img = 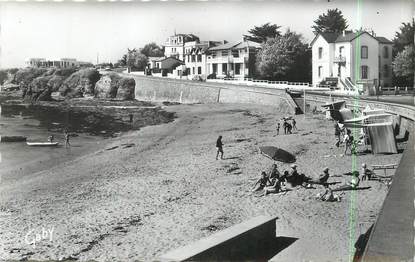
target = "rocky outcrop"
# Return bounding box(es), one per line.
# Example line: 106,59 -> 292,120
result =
95,73 -> 135,100
4,68 -> 134,101
116,77 -> 135,100
59,69 -> 101,98
94,73 -> 122,99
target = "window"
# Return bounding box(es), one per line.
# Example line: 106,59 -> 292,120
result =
361,65 -> 368,79
383,46 -> 389,59
222,63 -> 227,74
192,67 -> 195,74
187,56 -> 190,62
221,50 -> 228,57
212,64 -> 217,74
191,55 -> 195,62
198,67 -> 201,74
361,46 -> 368,59
235,63 -> 241,75
232,50 -> 239,58
339,46 -> 344,56
197,54 -> 202,62
318,47 -> 323,59
318,66 -> 323,77
383,65 -> 389,77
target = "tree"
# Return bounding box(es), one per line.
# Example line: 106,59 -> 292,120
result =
126,48 -> 148,71
140,42 -> 164,57
312,8 -> 348,34
392,18 -> 414,87
118,54 -> 128,66
393,45 -> 414,87
393,19 -> 414,56
244,23 -> 281,43
256,29 -> 311,82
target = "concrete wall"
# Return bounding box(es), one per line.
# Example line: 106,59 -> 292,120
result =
128,74 -> 296,114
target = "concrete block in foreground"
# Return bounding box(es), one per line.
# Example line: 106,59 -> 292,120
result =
159,215 -> 278,261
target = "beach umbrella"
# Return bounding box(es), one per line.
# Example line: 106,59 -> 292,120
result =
259,146 -> 296,163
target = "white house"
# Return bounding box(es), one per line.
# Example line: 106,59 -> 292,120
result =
206,40 -> 261,79
311,30 -> 393,92
163,33 -> 199,61
183,40 -> 224,77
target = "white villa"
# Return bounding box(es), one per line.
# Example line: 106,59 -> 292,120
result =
183,40 -> 224,77
163,33 -> 200,61
311,30 -> 393,92
206,40 -> 261,79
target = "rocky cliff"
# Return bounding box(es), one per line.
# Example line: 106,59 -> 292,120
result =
2,68 -> 135,101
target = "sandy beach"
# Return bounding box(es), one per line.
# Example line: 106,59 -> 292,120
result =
0,102 -> 403,261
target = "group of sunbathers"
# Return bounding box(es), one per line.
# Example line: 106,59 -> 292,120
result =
252,162 -> 376,200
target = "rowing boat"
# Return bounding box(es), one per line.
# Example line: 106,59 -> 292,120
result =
26,142 -> 59,147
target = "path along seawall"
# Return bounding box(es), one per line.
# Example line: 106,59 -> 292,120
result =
128,74 -> 414,261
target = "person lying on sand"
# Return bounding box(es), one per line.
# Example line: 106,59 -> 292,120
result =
303,167 -> 331,188
252,172 -> 270,192
333,171 -> 361,191
361,163 -> 375,181
283,164 -> 309,187
316,187 -> 341,202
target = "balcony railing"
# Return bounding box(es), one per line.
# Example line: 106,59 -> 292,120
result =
333,56 -> 346,63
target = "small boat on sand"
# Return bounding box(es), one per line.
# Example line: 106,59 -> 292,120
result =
26,142 -> 59,147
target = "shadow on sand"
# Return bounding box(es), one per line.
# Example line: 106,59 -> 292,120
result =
226,236 -> 299,261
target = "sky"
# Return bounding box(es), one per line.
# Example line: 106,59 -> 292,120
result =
0,0 -> 413,68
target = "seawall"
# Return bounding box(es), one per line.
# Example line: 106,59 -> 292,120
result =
126,74 -> 297,115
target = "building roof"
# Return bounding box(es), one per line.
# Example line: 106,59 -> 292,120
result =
208,42 -> 239,51
310,32 -> 340,46
234,40 -> 262,49
376,36 -> 393,44
311,31 -> 391,46
148,56 -> 165,62
160,57 -> 184,69
208,40 -> 261,51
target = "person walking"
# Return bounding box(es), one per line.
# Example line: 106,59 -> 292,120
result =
216,135 -> 224,160
283,119 -> 288,134
276,122 -> 280,135
64,130 -> 71,148
292,118 -> 297,131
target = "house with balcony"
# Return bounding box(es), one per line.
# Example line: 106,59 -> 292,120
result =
311,30 -> 393,93
206,40 -> 261,79
163,33 -> 199,61
183,40 -> 224,78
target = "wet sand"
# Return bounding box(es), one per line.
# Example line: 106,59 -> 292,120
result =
0,103 -> 403,261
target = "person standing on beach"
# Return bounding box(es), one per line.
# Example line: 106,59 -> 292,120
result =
216,135 -> 224,160
276,122 -> 280,135
292,118 -> 297,131
334,121 -> 341,147
64,130 -> 71,148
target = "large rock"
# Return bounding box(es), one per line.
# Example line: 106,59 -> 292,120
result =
94,73 -> 122,99
60,69 -> 100,98
116,77 -> 135,100
27,75 -> 54,101
94,73 -> 135,100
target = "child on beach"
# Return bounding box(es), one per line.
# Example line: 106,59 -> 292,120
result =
252,172 -> 270,192
216,135 -> 224,160
64,130 -> 71,148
